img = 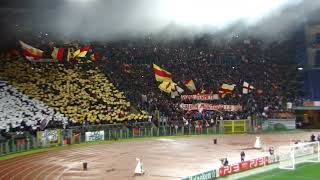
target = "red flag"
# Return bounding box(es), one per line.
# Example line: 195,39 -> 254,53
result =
51,47 -> 65,61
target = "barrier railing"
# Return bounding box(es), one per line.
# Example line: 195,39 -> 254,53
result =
222,120 -> 247,134
182,169 -> 217,180
0,126 -> 219,156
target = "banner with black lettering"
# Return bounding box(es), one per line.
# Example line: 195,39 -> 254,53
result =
85,131 -> 105,142
37,129 -> 61,146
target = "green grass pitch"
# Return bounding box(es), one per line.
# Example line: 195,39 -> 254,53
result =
241,163 -> 320,180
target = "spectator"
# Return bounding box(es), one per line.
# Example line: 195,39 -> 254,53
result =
311,134 -> 316,142
269,147 -> 274,155
240,151 -> 245,162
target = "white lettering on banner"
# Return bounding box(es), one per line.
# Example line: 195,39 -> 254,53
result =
221,166 -> 231,175
231,164 -> 240,172
181,94 -> 220,101
85,131 -> 105,142
219,156 -> 268,176
180,103 -> 242,112
257,158 -> 264,166
249,159 -> 257,168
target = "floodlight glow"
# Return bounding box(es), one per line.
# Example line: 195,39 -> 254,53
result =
158,0 -> 302,28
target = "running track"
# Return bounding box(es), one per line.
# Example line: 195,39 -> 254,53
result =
0,132 -> 314,180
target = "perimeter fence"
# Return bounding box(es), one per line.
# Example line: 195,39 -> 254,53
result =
0,125 -> 220,156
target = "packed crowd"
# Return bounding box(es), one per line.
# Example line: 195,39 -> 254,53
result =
0,81 -> 68,136
0,58 -> 148,136
98,37 -> 300,123
0,35 -> 301,135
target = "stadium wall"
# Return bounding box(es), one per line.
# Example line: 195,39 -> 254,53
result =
0,120 -> 252,156
0,126 -> 221,156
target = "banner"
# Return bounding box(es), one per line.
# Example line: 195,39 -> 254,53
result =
267,155 -> 279,164
182,169 -> 216,180
181,94 -> 219,101
37,129 -> 61,146
303,101 -> 320,106
219,156 -> 268,177
180,103 -> 242,112
85,131 -> 105,142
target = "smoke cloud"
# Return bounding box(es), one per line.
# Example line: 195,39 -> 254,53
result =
4,0 -> 320,41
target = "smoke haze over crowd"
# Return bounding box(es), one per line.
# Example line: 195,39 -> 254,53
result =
1,0 -> 320,41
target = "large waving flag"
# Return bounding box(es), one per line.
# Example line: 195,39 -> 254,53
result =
219,83 -> 236,94
51,47 -> 64,61
19,41 -> 43,61
159,81 -> 184,98
184,79 -> 197,92
73,45 -> 90,58
243,81 -> 255,94
159,81 -> 174,93
153,64 -> 172,82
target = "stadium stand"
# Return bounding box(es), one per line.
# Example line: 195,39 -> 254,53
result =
0,36 -> 302,135
0,58 -> 148,131
0,80 -> 68,132
97,37 -> 300,123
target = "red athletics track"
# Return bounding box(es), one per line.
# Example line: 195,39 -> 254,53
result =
0,131 -> 315,180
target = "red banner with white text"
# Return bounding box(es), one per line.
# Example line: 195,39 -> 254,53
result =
181,94 -> 220,101
219,156 -> 269,177
180,103 -> 242,112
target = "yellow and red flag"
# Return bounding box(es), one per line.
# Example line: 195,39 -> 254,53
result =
73,45 -> 90,58
51,47 -> 64,61
219,83 -> 236,94
153,64 -> 172,82
19,41 -> 43,61
184,79 -> 196,92
90,52 -> 100,61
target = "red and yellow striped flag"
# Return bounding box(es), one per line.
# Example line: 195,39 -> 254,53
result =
219,83 -> 236,94
51,47 -> 64,61
153,64 -> 172,82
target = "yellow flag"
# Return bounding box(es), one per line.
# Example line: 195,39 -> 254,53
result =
67,48 -> 72,61
158,81 -> 176,93
73,45 -> 90,58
